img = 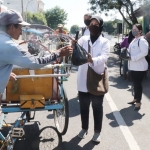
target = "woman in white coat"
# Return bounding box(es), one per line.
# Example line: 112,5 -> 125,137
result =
127,24 -> 148,110
74,16 -> 110,143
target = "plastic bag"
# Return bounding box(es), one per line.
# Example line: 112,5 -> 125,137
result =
71,42 -> 89,66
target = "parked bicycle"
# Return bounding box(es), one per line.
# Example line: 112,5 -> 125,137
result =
113,42 -> 121,55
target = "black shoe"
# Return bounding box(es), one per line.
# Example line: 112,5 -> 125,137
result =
134,106 -> 141,111
127,100 -> 136,105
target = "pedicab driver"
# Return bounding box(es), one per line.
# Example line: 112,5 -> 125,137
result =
0,9 -> 73,101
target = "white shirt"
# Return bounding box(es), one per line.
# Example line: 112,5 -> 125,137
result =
128,36 -> 148,71
77,35 -> 110,92
83,27 -> 90,36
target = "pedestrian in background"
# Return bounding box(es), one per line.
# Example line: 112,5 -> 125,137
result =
55,24 -> 67,34
120,31 -> 134,80
81,13 -> 92,36
127,24 -> 148,111
73,16 -> 110,143
144,32 -> 150,67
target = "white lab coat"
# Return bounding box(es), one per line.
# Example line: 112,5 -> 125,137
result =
77,35 -> 110,92
128,36 -> 148,71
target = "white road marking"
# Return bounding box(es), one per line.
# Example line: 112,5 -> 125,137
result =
105,93 -> 140,150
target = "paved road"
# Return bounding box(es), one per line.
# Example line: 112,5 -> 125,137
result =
2,36 -> 150,150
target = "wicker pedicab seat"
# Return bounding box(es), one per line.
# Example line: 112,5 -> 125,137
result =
6,67 -> 53,109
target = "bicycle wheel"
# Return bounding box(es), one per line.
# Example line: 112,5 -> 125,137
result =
39,127 -> 60,150
53,87 -> 69,135
120,58 -> 123,76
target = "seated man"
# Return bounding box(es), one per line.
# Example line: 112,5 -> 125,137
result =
0,9 -> 73,99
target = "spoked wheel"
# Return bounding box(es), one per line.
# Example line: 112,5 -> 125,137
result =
53,87 -> 69,135
39,127 -> 60,150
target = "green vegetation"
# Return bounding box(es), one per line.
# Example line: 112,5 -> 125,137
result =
25,12 -> 47,25
45,6 -> 68,29
70,25 -> 80,34
88,0 -> 140,29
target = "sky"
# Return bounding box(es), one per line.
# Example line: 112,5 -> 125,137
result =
42,0 -> 122,29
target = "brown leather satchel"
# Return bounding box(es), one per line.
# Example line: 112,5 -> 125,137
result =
87,41 -> 109,95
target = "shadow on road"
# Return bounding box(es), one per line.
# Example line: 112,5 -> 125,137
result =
106,105 -> 145,127
68,97 -> 80,118
46,96 -> 80,119
53,135 -> 99,150
14,124 -> 61,150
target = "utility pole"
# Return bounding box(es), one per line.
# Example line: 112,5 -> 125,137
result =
21,0 -> 24,19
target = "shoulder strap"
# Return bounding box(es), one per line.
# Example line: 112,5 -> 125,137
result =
82,27 -> 86,36
88,40 -> 90,53
138,39 -> 140,47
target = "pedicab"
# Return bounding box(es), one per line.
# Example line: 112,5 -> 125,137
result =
0,24 -> 73,150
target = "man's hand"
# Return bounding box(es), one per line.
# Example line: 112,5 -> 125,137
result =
57,46 -> 73,57
9,72 -> 17,81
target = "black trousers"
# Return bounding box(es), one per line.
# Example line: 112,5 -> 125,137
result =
131,71 -> 146,103
78,91 -> 104,133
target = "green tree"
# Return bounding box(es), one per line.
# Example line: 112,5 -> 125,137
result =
63,27 -> 69,33
25,12 -> 47,25
70,25 -> 80,34
88,0 -> 142,29
45,6 -> 68,29
104,21 -> 115,34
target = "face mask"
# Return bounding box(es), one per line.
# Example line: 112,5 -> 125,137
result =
132,30 -> 139,37
84,20 -> 91,26
89,25 -> 101,36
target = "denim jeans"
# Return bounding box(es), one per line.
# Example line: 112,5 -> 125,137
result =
78,91 -> 104,133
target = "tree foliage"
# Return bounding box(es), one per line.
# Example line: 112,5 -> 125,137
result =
70,25 -> 80,34
26,12 -> 47,25
45,6 -> 68,30
88,0 -> 142,29
104,21 -> 116,34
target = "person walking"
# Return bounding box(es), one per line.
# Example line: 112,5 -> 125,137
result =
73,16 -> 110,142
0,9 -> 73,99
127,24 -> 148,110
120,31 -> 134,80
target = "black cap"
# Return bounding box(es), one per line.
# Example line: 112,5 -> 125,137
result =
90,16 -> 103,27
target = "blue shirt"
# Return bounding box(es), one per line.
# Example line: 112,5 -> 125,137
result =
0,31 -> 59,93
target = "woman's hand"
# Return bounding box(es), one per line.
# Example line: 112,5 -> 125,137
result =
88,53 -> 93,63
71,40 -> 77,49
9,72 -> 17,81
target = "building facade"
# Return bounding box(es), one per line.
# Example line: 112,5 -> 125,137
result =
0,0 -> 7,12
2,0 -> 44,18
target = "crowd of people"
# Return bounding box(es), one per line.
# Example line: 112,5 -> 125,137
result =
0,9 -> 150,145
